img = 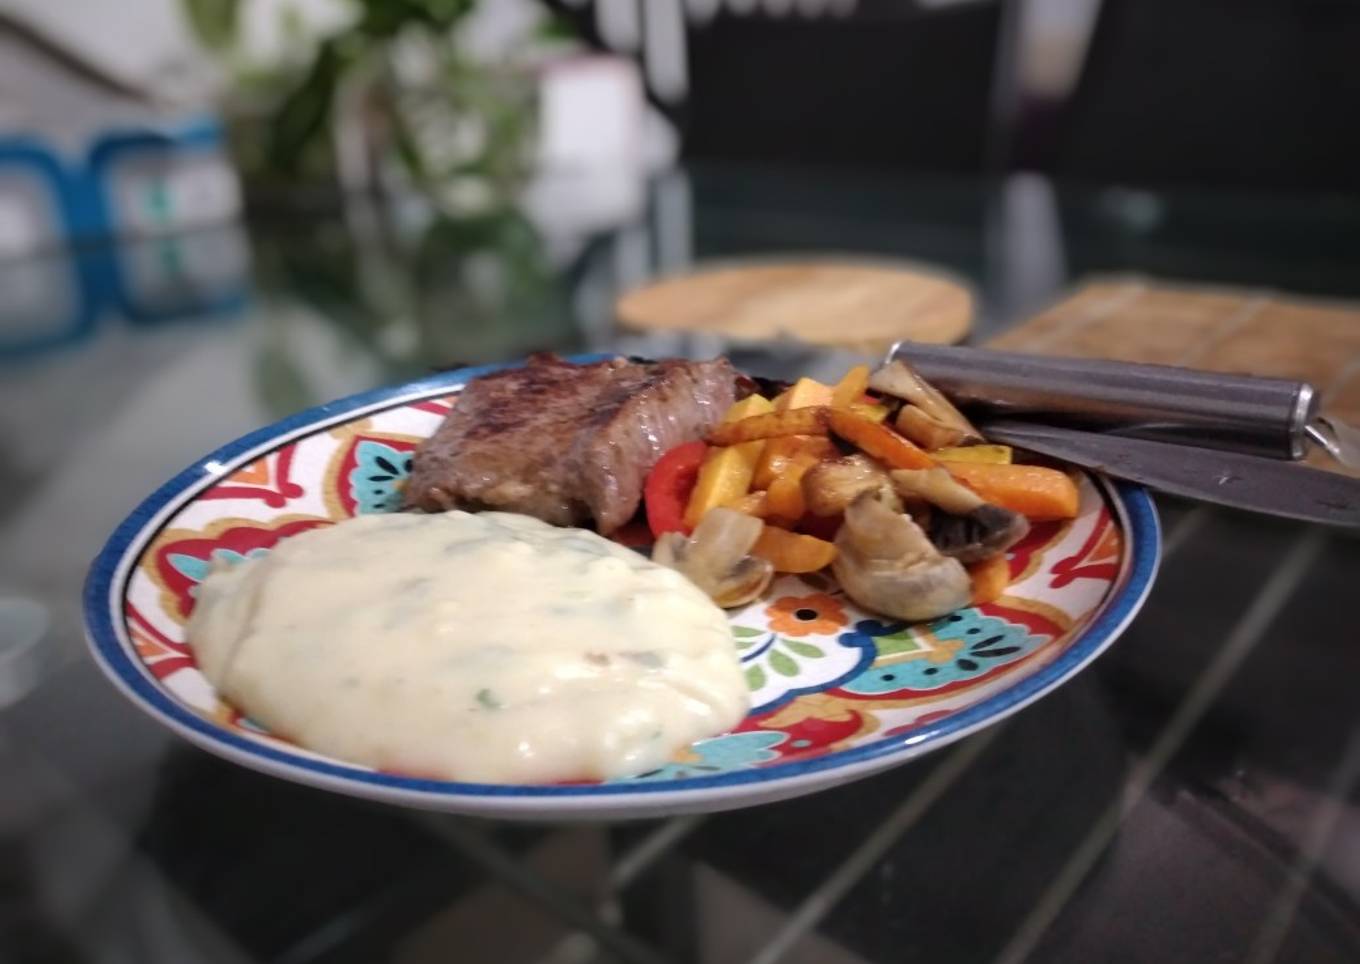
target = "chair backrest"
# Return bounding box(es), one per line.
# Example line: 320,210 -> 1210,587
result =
1038,0 -> 1360,192
550,0 -> 1005,173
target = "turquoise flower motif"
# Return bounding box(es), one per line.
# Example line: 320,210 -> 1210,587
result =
840,610 -> 1048,694
169,548 -> 270,595
350,441 -> 413,514
623,731 -> 786,781
837,618 -> 909,651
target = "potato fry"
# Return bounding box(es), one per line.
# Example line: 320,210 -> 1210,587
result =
752,526 -> 838,573
708,407 -> 831,446
826,408 -> 936,470
769,451 -> 826,519
721,394 -> 775,423
932,444 -> 1013,464
968,554 -> 1011,605
830,364 -> 871,408
773,377 -> 833,411
848,401 -> 891,423
722,394 -> 776,465
766,474 -> 806,522
684,445 -> 760,528
752,435 -> 839,489
724,491 -> 771,519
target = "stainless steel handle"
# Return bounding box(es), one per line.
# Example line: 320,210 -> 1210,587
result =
888,341 -> 1317,460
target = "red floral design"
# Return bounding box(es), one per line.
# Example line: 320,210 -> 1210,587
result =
1050,513 -> 1122,588
151,517 -> 331,621
199,448 -> 305,508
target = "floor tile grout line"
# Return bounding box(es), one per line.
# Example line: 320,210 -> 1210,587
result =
416,815 -> 671,964
988,527 -> 1328,964
743,729 -> 1003,964
1244,724 -> 1360,964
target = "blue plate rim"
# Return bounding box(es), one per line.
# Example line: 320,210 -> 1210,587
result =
83,354 -> 1161,809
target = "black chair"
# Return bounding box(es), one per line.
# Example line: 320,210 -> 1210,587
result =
1032,0 -> 1360,193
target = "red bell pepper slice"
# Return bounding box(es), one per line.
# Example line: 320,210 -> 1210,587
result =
644,440 -> 708,538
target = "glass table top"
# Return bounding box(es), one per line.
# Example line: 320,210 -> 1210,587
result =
2,163 -> 1359,964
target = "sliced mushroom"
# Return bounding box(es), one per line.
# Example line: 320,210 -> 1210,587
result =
831,490 -> 971,622
801,454 -> 893,517
869,360 -> 982,445
889,468 -> 983,514
652,508 -> 774,608
894,405 -> 970,451
890,468 -> 1030,563
902,497 -> 933,531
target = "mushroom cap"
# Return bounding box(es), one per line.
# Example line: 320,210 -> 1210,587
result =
929,504 -> 1030,564
652,508 -> 774,609
890,468 -> 1030,564
802,454 -> 892,517
832,491 -> 972,622
869,360 -> 982,443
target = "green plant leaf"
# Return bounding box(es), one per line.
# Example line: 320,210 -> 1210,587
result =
475,688 -> 501,710
358,0 -> 473,36
745,665 -> 766,691
769,650 -> 799,677
784,640 -> 825,658
182,0 -> 239,50
387,102 -> 429,182
266,38 -> 347,175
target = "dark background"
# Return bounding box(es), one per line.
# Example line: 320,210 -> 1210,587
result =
558,0 -> 1360,194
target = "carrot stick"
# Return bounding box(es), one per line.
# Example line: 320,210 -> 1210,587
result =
708,407 -> 831,446
827,408 -> 936,471
941,462 -> 1080,521
830,364 -> 871,408
969,554 -> 1011,605
751,526 -> 838,573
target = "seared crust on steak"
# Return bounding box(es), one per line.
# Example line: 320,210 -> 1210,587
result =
403,355 -> 741,531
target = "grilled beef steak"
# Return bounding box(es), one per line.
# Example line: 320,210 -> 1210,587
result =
404,355 -> 742,532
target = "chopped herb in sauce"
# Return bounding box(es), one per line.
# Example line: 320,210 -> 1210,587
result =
623,651 -> 664,668
476,688 -> 502,710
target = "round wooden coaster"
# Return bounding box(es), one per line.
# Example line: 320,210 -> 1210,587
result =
616,260 -> 973,352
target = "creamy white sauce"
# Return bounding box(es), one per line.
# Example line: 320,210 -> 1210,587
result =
188,511 -> 748,783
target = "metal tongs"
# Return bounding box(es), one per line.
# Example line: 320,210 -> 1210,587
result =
884,341 -> 1360,530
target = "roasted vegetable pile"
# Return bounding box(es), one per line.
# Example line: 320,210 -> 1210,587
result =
644,359 -> 1081,621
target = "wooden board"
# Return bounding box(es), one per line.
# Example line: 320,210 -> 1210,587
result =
616,261 -> 972,353
987,277 -> 1360,475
